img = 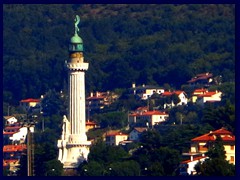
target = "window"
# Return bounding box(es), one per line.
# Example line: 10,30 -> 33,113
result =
230,156 -> 234,162
231,145 -> 234,150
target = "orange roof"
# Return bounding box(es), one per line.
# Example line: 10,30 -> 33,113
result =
162,91 -> 185,96
187,73 -> 213,83
3,145 -> 27,152
106,132 -> 128,136
193,89 -> 207,94
134,127 -> 147,133
20,98 -> 40,103
86,121 -> 97,125
3,131 -> 15,135
130,110 -> 168,117
174,91 -> 184,95
181,156 -> 208,164
191,128 -> 235,142
161,91 -> 173,96
198,91 -> 218,97
3,159 -> 19,167
4,126 -> 21,130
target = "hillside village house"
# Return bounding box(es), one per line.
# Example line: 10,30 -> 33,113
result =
179,155 -> 209,176
129,110 -> 169,128
187,72 -> 214,87
192,89 -> 222,105
3,144 -> 27,175
86,91 -> 119,112
19,98 -> 41,112
3,116 -> 34,175
161,91 -> 188,109
85,121 -> 98,132
129,83 -> 165,100
105,131 -> 128,146
180,127 -> 235,175
3,122 -> 34,144
4,116 -> 18,125
196,91 -> 222,105
184,127 -> 235,164
129,127 -> 147,142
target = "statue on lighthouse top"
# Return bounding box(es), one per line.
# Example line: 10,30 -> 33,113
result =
70,15 -> 83,52
74,15 -> 80,35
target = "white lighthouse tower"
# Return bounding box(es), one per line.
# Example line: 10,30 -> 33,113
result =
57,15 -> 91,169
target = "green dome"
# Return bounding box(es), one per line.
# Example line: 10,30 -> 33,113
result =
70,34 -> 83,44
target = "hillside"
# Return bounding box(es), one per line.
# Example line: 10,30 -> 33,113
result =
3,4 -> 235,104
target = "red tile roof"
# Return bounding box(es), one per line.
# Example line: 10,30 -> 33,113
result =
130,110 -> 168,117
86,121 -> 97,125
3,159 -> 19,167
3,145 -> 27,152
191,128 -> 235,142
4,126 -> 21,130
181,156 -> 208,164
187,73 -> 213,83
174,91 -> 184,95
198,91 -> 218,97
161,91 -> 173,96
3,131 -> 15,135
193,89 -> 207,93
161,91 -> 185,96
20,98 -> 40,103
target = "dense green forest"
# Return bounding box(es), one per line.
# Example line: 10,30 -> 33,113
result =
3,4 -> 235,105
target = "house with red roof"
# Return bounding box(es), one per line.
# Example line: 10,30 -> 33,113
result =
129,110 -> 169,128
195,90 -> 222,105
86,91 -> 119,112
105,131 -> 128,146
3,122 -> 34,145
179,155 -> 209,176
161,90 -> 188,109
179,127 -> 235,175
85,120 -> 98,132
187,72 -> 214,87
3,116 -> 18,125
129,83 -> 165,100
3,144 -> 27,175
189,127 -> 235,165
19,98 -> 41,112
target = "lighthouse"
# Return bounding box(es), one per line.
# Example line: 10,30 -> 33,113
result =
57,15 -> 91,169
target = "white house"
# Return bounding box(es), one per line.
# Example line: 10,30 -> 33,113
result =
129,110 -> 169,128
179,155 -> 209,175
130,83 -> 164,100
129,127 -> 147,141
196,90 -> 222,105
161,91 -> 188,109
4,116 -> 18,125
3,123 -> 34,144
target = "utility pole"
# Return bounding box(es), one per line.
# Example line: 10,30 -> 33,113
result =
27,125 -> 32,176
26,113 -> 34,176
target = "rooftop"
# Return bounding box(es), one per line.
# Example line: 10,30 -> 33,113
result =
191,128 -> 235,142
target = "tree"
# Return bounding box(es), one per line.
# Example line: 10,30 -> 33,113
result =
107,160 -> 141,176
172,93 -> 181,105
43,159 -> 63,176
41,89 -> 67,116
80,161 -> 105,176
